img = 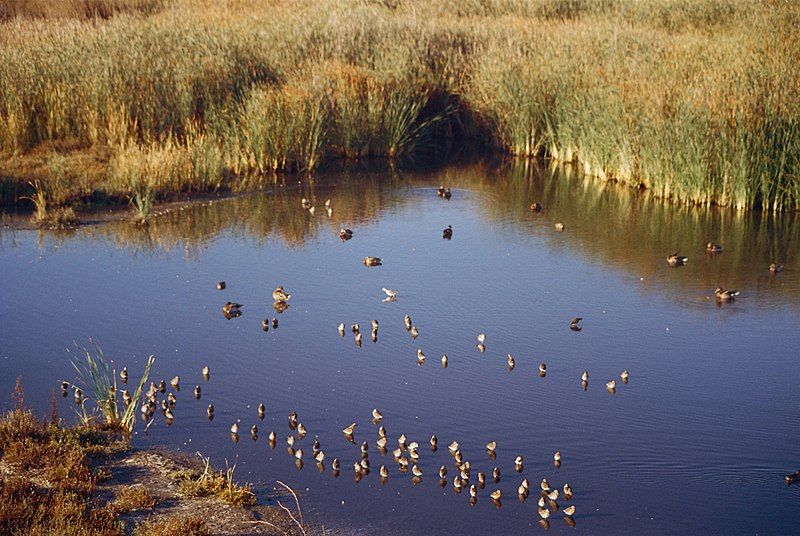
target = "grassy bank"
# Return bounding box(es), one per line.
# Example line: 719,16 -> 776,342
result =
0,382 -> 314,535
1,0 -> 798,219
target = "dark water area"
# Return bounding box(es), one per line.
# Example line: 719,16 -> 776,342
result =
2,161 -> 799,534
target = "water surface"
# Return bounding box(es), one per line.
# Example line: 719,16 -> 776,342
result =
2,162 -> 799,534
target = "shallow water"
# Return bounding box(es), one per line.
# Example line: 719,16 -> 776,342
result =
2,161 -> 799,534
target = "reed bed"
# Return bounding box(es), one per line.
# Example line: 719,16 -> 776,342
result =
1,0 -> 798,211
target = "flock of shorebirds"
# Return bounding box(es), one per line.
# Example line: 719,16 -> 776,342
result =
60,184 -> 795,530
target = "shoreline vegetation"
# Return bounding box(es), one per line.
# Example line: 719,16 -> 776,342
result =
0,375 -> 318,535
1,0 -> 799,225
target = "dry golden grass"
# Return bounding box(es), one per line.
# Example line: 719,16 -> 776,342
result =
1,0 -> 798,210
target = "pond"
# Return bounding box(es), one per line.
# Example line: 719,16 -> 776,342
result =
1,161 -> 799,534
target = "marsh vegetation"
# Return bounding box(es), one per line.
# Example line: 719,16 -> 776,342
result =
1,0 -> 798,218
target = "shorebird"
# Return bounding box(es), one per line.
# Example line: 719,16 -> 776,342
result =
382,288 -> 398,298
342,422 -> 356,436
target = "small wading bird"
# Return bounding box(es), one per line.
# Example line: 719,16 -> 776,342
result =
272,286 -> 291,302
715,287 -> 740,302
667,252 -> 688,266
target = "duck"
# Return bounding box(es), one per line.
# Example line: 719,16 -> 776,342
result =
581,370 -> 589,382
477,333 -> 486,344
470,484 -> 477,498
539,363 -> 547,375
441,355 -> 448,367
621,370 -> 630,382
493,467 -> 501,483
289,411 -> 298,427
410,326 -> 419,339
331,458 -> 340,471
378,426 -> 387,438
547,489 -> 559,500
606,380 -> 616,391
325,199 -> 331,208
404,314 -> 413,330
380,465 -> 389,478
376,436 -> 388,449
563,483 -> 573,500
412,465 -> 423,477
770,263 -> 783,274
272,286 -> 291,302
230,422 -> 239,434
477,472 -> 486,486
355,332 -> 363,347
216,281 -> 226,290
250,424 -> 258,437
272,317 -> 278,329
490,490 -> 502,501
308,206 -> 316,215
514,456 -> 524,471
563,505 -> 576,517
541,478 -> 550,491
363,256 -> 382,267
164,408 -> 174,421
297,423 -> 307,437
554,451 -> 562,463
507,354 -> 515,369
222,301 -> 242,315
443,188 -> 452,199
268,431 -> 276,442
785,470 -> 800,484
437,186 -> 446,197
261,319 -> 270,332
667,252 -> 688,266
477,342 -> 486,353
295,449 -> 303,460
569,317 -> 582,330
193,385 -> 201,399
381,288 -> 398,299
448,441 -> 459,454
707,242 -> 723,253
715,287 -> 740,301
120,367 -> 128,384
442,225 -> 453,240
301,198 -> 312,209
518,483 -> 528,497
439,465 -> 447,478
417,349 -> 426,364
201,365 -> 210,380
170,376 -> 180,390
339,228 -> 353,241
337,323 -> 345,336
555,222 -> 565,231
361,441 -> 369,453
530,202 -> 542,212
342,422 -> 357,436
315,451 -> 325,463
122,390 -> 131,406
372,408 -> 383,421
486,441 -> 497,453
207,404 -> 214,415
430,435 -> 438,449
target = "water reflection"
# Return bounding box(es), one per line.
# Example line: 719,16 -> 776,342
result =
16,161 -> 792,307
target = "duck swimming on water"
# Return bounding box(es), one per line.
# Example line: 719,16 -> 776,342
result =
363,257 -> 382,267
443,225 -> 453,240
667,252 -> 688,266
715,287 -> 740,301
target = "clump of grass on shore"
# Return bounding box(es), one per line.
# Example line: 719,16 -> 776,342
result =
1,0 -> 798,211
175,453 -> 256,506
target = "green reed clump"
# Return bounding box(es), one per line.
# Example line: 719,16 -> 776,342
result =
69,342 -> 154,432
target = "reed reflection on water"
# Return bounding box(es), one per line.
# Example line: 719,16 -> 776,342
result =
1,161 -> 799,535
